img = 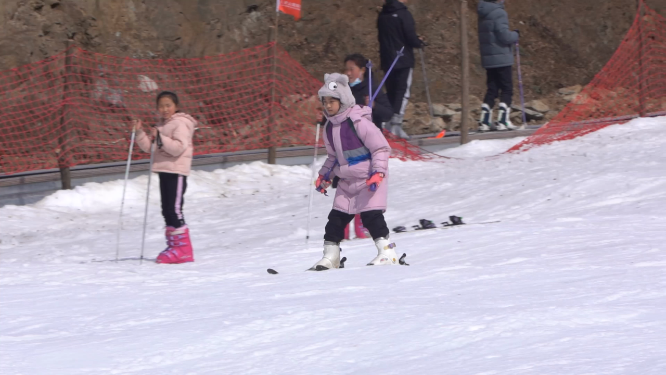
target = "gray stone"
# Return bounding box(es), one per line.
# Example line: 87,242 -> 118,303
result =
526,99 -> 550,113
558,85 -> 583,96
432,103 -> 456,119
511,105 -> 544,121
446,103 -> 462,112
404,115 -> 446,135
448,113 -> 476,131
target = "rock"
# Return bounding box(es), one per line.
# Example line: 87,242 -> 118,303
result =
545,110 -> 559,121
510,110 -> 524,124
404,102 -> 430,121
446,103 -> 462,112
511,105 -> 544,121
469,95 -> 482,109
525,100 -> 549,113
448,113 -> 476,131
558,85 -> 583,96
403,115 -> 445,135
430,117 -> 446,132
137,75 -> 159,93
432,103 -> 455,119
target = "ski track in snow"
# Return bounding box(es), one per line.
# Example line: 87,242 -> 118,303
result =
1,117 -> 666,374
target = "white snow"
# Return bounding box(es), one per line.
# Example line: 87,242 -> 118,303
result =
438,136 -> 527,158
2,117 -> 666,374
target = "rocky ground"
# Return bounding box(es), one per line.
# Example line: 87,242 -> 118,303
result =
404,84 -> 584,134
0,0 -> 663,134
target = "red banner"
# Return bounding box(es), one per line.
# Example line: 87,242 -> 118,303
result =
277,0 -> 301,21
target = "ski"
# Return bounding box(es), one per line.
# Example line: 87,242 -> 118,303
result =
307,256 -> 348,271
81,257 -> 157,264
392,216 -> 500,234
267,253 -> 409,275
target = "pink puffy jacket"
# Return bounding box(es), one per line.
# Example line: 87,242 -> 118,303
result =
136,112 -> 197,176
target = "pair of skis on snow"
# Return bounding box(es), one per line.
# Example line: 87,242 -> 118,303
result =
392,216 -> 500,234
267,253 -> 410,275
266,217 -> 500,274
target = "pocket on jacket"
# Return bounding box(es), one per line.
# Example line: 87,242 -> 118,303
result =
339,161 -> 372,180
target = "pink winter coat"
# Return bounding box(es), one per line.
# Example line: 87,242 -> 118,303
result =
318,105 -> 391,214
136,112 -> 197,176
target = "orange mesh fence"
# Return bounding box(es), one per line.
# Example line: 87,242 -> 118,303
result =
0,42 -> 431,175
510,0 -> 666,152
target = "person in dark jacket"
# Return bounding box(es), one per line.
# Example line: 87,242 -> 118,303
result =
343,53 -> 393,130
377,0 -> 423,139
478,0 -> 520,131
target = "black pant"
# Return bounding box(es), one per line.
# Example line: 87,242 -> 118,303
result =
324,209 -> 390,243
384,67 -> 413,117
483,66 -> 513,108
159,172 -> 187,228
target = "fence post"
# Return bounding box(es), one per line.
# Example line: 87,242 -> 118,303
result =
267,9 -> 279,165
460,0 -> 470,144
637,0 -> 646,117
58,39 -> 74,189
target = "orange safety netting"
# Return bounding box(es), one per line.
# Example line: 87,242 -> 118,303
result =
510,0 -> 666,152
0,42 -> 429,175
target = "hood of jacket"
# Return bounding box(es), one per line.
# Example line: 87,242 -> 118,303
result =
160,112 -> 198,127
478,0 -> 504,18
381,0 -> 407,14
326,104 -> 373,125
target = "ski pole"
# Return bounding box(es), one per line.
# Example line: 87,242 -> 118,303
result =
418,48 -> 435,120
139,139 -> 156,265
115,128 -> 136,262
367,60 -> 374,106
516,40 -> 527,128
370,46 -> 405,104
306,122 -> 323,242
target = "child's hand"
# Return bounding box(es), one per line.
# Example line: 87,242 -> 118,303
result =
132,119 -> 142,132
364,96 -> 375,108
366,172 -> 384,191
316,112 -> 324,124
315,175 -> 331,194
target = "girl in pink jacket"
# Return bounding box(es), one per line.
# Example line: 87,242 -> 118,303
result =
132,91 -> 197,264
311,73 -> 400,270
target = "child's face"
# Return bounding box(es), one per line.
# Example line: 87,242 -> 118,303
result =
344,61 -> 365,83
322,97 -> 341,116
157,97 -> 177,119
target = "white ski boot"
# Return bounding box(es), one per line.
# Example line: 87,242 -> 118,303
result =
478,103 -> 492,132
389,114 -> 410,139
309,241 -> 341,271
367,237 -> 399,266
496,103 -> 517,130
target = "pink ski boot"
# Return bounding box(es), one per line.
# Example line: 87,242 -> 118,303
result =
354,215 -> 369,239
156,226 -> 194,264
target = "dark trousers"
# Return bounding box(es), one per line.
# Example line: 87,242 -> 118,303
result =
159,172 -> 187,228
483,66 -> 513,108
324,209 -> 389,243
384,67 -> 413,117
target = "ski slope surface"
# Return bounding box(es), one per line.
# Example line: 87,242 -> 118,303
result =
1,117 -> 665,374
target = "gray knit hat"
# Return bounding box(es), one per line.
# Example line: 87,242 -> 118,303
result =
317,73 -> 356,115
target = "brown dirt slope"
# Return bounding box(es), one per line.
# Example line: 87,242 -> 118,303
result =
0,0 -> 663,106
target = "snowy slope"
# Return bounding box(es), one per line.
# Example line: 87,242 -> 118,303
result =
1,117 -> 666,374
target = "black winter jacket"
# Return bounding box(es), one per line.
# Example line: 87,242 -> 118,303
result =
377,0 -> 423,71
350,71 -> 393,128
